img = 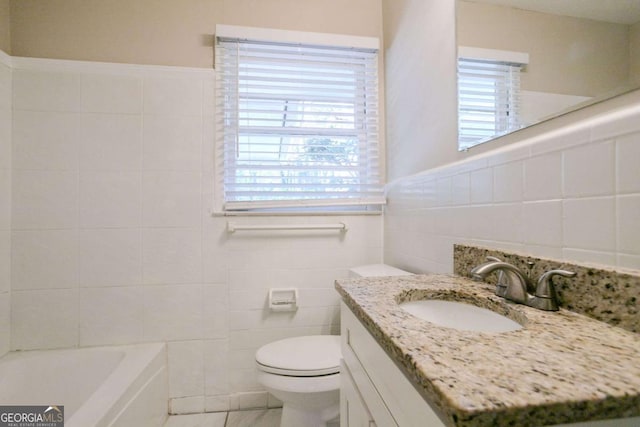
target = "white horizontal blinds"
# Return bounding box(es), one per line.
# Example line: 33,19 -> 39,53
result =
458,58 -> 524,150
216,34 -> 383,210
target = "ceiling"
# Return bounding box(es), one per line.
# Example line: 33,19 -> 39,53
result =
470,0 -> 640,25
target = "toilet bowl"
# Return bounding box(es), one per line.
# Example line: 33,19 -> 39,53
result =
256,335 -> 341,427
256,264 -> 412,427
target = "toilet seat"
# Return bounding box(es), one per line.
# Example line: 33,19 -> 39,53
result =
256,335 -> 341,377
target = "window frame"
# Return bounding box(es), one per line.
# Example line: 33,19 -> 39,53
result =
213,25 -> 384,214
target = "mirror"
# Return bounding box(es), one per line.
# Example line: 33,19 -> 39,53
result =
457,0 -> 640,150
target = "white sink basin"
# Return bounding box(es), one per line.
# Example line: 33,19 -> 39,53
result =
399,300 -> 523,333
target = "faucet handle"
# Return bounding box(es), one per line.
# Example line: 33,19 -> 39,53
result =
536,269 -> 576,297
533,270 -> 576,311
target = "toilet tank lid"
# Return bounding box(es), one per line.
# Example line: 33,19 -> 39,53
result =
349,264 -> 413,277
256,335 -> 341,376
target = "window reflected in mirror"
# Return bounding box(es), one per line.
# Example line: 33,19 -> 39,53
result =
457,0 -> 640,150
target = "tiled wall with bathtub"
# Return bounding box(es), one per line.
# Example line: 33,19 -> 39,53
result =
385,94 -> 640,276
0,51 -> 10,357
7,56 -> 383,413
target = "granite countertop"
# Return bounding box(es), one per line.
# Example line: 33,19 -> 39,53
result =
335,274 -> 640,427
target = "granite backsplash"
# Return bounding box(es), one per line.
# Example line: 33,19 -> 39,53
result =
453,244 -> 639,333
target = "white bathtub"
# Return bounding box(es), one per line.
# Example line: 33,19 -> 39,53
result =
0,343 -> 168,427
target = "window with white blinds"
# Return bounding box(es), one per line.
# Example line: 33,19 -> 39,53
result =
458,57 -> 525,150
215,26 -> 384,212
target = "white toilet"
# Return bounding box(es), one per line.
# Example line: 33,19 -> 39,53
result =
255,264 -> 413,427
256,335 -> 341,427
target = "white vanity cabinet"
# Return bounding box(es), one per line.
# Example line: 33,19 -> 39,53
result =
340,301 -> 640,427
340,302 -> 446,427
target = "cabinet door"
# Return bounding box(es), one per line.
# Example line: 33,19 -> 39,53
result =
341,303 -> 445,427
341,360 -> 376,427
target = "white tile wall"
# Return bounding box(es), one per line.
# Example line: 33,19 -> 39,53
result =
79,171 -> 142,228
12,170 -> 79,229
13,111 -> 80,170
81,74 -> 143,114
11,289 -> 79,349
79,114 -> 142,171
0,57 -> 11,357
13,70 -> 81,112
0,292 -> 9,357
0,229 -> 8,291
493,161 -> 523,203
203,284 -> 229,339
451,173 -> 470,205
168,340 -> 205,398
385,96 -> 640,274
170,396 -> 206,416
0,107 -> 10,170
143,116 -> 203,171
142,228 -> 202,285
142,171 -> 201,227
79,228 -> 142,287
563,141 -> 615,198
523,152 -> 563,201
563,197 -> 616,252
8,57 -> 383,409
79,286 -> 144,346
522,201 -> 563,248
617,195 -> 640,256
616,133 -> 640,194
11,229 -> 79,290
143,284 -> 205,341
143,77 -> 203,116
470,168 -> 493,204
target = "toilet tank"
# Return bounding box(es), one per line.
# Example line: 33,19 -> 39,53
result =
348,264 -> 413,278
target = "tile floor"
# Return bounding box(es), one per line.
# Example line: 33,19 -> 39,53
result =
163,409 -> 282,427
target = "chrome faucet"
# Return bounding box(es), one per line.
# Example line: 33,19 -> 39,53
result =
471,259 -> 532,304
470,258 -> 576,311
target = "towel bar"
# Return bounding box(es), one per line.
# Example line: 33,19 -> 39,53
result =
227,222 -> 347,233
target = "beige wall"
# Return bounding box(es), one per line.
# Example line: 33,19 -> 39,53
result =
382,0 -> 458,180
631,21 -> 640,85
9,0 -> 382,68
0,0 -> 9,54
457,1 -> 630,97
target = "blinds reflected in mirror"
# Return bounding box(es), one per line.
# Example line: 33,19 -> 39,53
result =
458,58 -> 525,150
457,48 -> 528,150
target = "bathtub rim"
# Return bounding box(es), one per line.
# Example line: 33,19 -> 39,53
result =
68,342 -> 167,427
1,342 -> 167,427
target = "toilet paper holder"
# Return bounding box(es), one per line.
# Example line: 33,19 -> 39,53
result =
269,288 -> 298,312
